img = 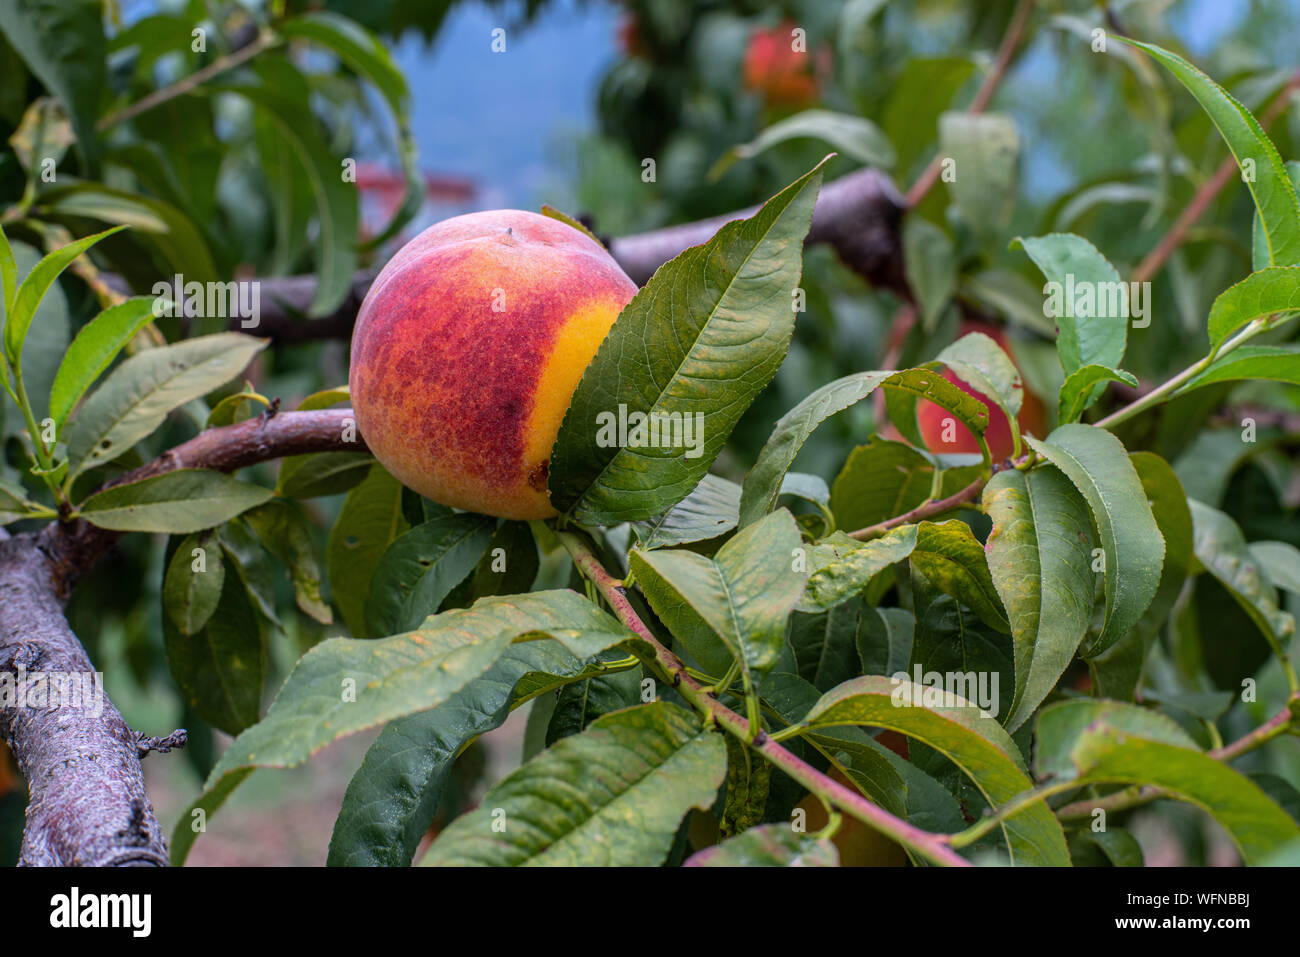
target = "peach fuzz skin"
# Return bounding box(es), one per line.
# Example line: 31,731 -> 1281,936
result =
349,210 -> 638,519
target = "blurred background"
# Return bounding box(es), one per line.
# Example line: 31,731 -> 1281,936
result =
2,0 -> 1299,864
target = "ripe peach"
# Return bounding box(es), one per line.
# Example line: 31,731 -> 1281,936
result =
915,323 -> 1048,461
743,22 -> 822,107
349,210 -> 638,519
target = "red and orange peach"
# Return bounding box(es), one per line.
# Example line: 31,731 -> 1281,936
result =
349,210 -> 638,519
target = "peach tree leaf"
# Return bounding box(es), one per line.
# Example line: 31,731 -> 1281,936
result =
984,466 -> 1094,732
78,469 -> 273,533
549,158 -> 828,525
685,822 -> 839,866
66,332 -> 267,477
420,702 -> 726,866
1025,425 -> 1164,656
790,675 -> 1070,866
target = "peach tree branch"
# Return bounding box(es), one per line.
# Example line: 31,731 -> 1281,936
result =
3,409 -> 363,865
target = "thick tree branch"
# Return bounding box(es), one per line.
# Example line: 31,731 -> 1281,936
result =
103,168 -> 907,343
3,409 -> 365,865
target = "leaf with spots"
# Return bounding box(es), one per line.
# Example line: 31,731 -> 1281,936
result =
420,702 -> 727,866
685,823 -> 839,866
744,368 -> 990,526
984,466 -> 1094,731
1026,425 -> 1164,656
328,641 -> 639,866
190,590 -> 636,855
790,675 -> 1069,865
630,509 -> 805,686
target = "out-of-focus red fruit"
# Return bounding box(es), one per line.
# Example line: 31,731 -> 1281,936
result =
617,14 -> 646,57
915,322 -> 1048,462
743,22 -> 821,107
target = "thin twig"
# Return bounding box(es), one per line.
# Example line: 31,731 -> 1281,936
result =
1130,66 -> 1300,285
556,528 -> 971,867
96,31 -> 278,132
904,0 -> 1037,207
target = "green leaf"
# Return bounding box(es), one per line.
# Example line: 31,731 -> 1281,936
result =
218,518 -> 281,628
903,216 -> 956,332
1090,453 -> 1194,700
793,675 -> 1070,865
78,469 -> 273,533
938,112 -> 1019,236
162,532 -> 224,635
277,450 -> 373,499
1205,267 -> 1300,346
1122,38 -> 1300,268
66,332 -> 267,477
467,520 -> 540,599
907,521 -> 1009,633
420,702 -> 726,866
800,527 -> 917,613
0,478 -> 39,524
789,601 -> 863,693
1067,828 -> 1144,867
939,332 -> 1024,417
2,238 -> 69,424
880,56 -> 975,178
1039,702 -> 1300,865
685,823 -> 839,866
0,224 -> 18,316
277,12 -> 421,247
1177,344 -> 1300,393
1034,699 -> 1199,780
759,671 -> 909,820
1250,540 -> 1300,596
47,296 -> 158,433
242,500 -> 333,624
548,158 -> 827,525
40,184 -> 218,282
170,768 -> 253,865
742,368 -> 989,526
933,331 -> 1026,455
984,466 -> 1094,731
326,464 -> 409,637
364,513 -> 495,636
856,606 -> 914,677
1253,162 -> 1300,271
1013,233 -> 1129,379
1188,500 -> 1295,661
212,81 -> 359,316
162,550 -> 263,735
203,591 -> 633,791
1025,425 -> 1165,656
0,0 -> 105,173
713,109 -> 894,178
630,510 -> 805,684
830,436 -> 979,534
1057,364 -> 1137,424
328,638 -> 637,866
546,664 -> 644,746
5,226 -> 125,364
909,570 -> 1014,722
631,473 -> 740,550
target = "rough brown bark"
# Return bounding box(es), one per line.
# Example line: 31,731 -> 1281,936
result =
2,410 -> 364,866
123,167 -> 908,342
